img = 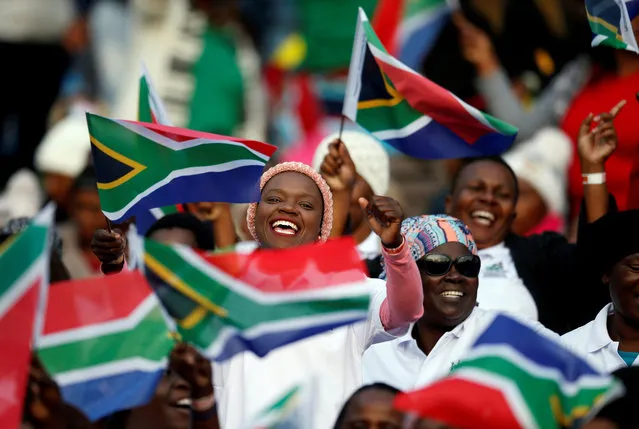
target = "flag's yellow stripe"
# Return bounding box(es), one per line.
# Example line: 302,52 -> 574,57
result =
90,136 -> 147,190
357,69 -> 404,109
144,252 -> 228,318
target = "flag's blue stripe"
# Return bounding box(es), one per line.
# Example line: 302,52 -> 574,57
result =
113,164 -> 264,223
211,314 -> 367,362
59,368 -> 164,421
135,210 -> 161,235
399,10 -> 450,70
627,0 -> 639,20
382,119 -> 516,160
474,314 -> 601,381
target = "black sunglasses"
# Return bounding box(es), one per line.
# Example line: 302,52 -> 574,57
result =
417,254 -> 481,278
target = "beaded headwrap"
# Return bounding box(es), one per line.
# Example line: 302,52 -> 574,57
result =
380,215 -> 476,279
246,162 -> 333,243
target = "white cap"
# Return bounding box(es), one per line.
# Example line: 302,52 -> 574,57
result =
503,128 -> 572,215
34,114 -> 91,178
311,130 -> 390,195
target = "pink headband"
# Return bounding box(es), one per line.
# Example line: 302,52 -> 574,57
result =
246,162 -> 334,244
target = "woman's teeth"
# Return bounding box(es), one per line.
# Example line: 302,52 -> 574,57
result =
271,220 -> 299,235
175,398 -> 192,409
471,210 -> 495,226
440,291 -> 464,299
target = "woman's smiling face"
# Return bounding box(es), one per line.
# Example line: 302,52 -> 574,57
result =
255,171 -> 324,249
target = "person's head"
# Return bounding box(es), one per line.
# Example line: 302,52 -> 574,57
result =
333,383 -> 403,429
585,211 -> 639,325
145,213 -> 215,250
35,114 -> 91,209
69,166 -> 106,245
445,157 -> 518,249
503,128 -> 572,235
247,162 -> 333,249
384,215 -> 479,329
101,370 -> 192,429
586,366 -> 639,429
312,131 -> 390,231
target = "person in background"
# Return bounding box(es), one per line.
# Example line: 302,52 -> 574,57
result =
100,343 -> 219,429
562,210 -> 639,373
34,113 -> 92,222
0,169 -> 43,227
58,166 -> 106,279
362,215 -> 563,391
441,105 -> 622,332
454,12 -> 590,143
503,127 -> 572,236
332,383 -> 403,429
313,131 -> 390,277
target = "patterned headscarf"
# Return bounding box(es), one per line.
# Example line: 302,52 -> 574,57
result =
246,162 -> 333,244
0,217 -> 63,256
381,215 -> 476,279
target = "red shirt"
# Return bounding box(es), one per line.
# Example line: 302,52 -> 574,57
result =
561,69 -> 639,216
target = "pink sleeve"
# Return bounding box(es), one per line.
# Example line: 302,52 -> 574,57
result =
379,238 -> 423,330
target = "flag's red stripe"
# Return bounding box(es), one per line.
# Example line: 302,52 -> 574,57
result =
0,280 -> 40,429
43,272 -> 152,335
394,377 -> 522,428
375,58 -> 496,144
372,0 -> 404,56
124,120 -> 277,157
198,237 -> 367,293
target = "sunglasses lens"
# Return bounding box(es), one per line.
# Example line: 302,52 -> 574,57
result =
456,255 -> 481,278
422,254 -> 453,276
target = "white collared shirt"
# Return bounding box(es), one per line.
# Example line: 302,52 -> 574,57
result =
477,243 -> 538,321
362,307 -> 561,391
357,232 -> 382,261
214,278 -> 405,429
561,304 -> 639,373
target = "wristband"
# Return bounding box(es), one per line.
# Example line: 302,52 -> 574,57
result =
383,237 -> 405,255
582,172 -> 606,185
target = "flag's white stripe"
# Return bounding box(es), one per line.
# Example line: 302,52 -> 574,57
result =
54,356 -> 167,385
103,159 -> 265,220
451,370 -> 538,429
38,295 -> 160,348
398,4 -> 450,45
115,120 -> 270,161
449,93 -> 497,131
367,41 -> 421,77
464,344 -> 617,394
0,256 -> 45,320
174,246 -> 372,304
150,207 -> 166,220
31,206 -> 55,341
372,115 -> 433,141
204,309 -> 369,358
141,62 -> 172,126
591,34 -> 608,47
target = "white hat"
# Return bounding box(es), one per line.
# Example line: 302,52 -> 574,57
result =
503,128 -> 572,215
34,114 -> 91,178
311,130 -> 390,195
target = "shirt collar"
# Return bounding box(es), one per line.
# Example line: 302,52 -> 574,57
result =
398,308 -> 479,348
587,303 -> 614,353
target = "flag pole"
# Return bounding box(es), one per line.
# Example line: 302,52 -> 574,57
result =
104,216 -> 113,233
338,115 -> 346,141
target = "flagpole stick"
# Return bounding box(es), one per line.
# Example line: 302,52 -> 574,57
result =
104,216 -> 113,233
338,115 -> 346,141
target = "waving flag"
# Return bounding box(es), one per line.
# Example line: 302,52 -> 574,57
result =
344,8 -> 517,160
373,0 -> 455,70
586,0 -> 639,53
142,236 -> 371,362
37,272 -> 174,421
395,314 -> 622,429
87,113 -> 277,223
0,222 -> 50,429
246,381 -> 318,429
135,64 -> 185,234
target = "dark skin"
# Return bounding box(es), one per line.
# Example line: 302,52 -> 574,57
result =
319,139 -> 375,244
605,253 -> 639,353
414,243 -> 479,356
445,161 -> 517,250
511,178 -> 547,236
123,343 -> 218,429
336,389 -> 403,429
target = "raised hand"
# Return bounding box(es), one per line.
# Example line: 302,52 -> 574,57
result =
169,342 -> 213,402
319,139 -> 357,193
452,12 -> 499,76
359,196 -> 404,249
91,228 -> 126,271
578,99 -> 626,172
